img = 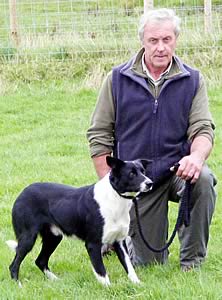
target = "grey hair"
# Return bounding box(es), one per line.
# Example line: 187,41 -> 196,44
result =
138,8 -> 181,43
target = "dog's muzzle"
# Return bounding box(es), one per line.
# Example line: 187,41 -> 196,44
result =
141,179 -> 153,192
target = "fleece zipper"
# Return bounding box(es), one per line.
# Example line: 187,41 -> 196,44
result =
149,76 -> 187,181
150,96 -> 159,182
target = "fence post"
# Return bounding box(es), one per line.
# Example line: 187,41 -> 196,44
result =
9,0 -> 20,47
204,0 -> 212,33
144,0 -> 154,13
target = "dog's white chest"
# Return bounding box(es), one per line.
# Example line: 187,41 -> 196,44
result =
102,217 -> 130,244
94,175 -> 132,244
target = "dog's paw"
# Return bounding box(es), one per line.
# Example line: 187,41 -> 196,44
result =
96,274 -> 111,286
16,280 -> 22,289
92,269 -> 111,286
44,270 -> 59,281
128,273 -> 140,284
102,275 -> 111,287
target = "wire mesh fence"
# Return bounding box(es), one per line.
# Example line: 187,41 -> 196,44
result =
0,1 -> 221,63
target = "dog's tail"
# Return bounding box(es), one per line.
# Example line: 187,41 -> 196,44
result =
6,240 -> 18,251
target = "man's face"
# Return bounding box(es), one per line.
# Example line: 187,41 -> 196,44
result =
142,20 -> 177,71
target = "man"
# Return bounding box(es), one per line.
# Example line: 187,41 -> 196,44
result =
87,8 -> 217,271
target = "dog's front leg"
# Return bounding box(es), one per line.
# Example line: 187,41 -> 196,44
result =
113,240 -> 140,284
85,242 -> 110,286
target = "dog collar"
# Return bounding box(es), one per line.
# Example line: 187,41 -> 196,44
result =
115,190 -> 139,200
119,191 -> 138,199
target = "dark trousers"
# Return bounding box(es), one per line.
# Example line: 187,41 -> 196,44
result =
129,165 -> 217,267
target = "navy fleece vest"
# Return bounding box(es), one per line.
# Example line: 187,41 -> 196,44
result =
112,57 -> 199,185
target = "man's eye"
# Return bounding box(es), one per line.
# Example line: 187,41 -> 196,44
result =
149,38 -> 157,44
164,37 -> 171,42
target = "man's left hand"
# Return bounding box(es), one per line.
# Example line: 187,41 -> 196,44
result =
176,153 -> 204,183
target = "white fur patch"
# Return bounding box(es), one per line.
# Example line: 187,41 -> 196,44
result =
50,225 -> 63,236
94,174 -> 131,244
92,268 -> 110,286
44,269 -> 58,281
6,240 -> 18,251
119,241 -> 140,284
140,178 -> 152,192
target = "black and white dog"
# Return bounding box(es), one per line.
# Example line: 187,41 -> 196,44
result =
7,157 -> 152,286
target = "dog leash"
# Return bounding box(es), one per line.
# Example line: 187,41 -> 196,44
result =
133,179 -> 193,253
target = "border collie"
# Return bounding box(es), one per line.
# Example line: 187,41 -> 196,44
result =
7,156 -> 152,286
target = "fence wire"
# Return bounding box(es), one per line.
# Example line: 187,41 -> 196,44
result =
0,1 -> 221,62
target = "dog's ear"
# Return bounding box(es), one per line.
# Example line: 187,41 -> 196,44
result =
106,156 -> 125,170
139,159 -> 152,170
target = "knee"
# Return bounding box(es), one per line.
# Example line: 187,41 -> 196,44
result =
192,165 -> 217,207
196,165 -> 217,188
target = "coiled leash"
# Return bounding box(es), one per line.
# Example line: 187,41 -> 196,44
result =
133,164 -> 193,253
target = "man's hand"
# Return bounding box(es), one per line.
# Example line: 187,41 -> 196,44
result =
176,153 -> 204,183
175,136 -> 213,183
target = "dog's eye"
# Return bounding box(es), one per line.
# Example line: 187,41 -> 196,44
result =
129,170 -> 137,179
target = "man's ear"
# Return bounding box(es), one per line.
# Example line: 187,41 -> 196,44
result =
106,156 -> 125,170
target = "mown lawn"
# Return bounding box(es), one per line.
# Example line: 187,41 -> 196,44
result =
0,81 -> 221,300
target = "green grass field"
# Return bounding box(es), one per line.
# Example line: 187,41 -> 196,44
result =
0,75 -> 221,299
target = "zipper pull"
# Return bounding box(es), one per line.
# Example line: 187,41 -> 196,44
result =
153,99 -> 158,114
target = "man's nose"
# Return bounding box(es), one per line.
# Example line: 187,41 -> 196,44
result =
157,40 -> 165,51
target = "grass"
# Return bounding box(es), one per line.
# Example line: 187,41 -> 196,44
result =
0,74 -> 221,299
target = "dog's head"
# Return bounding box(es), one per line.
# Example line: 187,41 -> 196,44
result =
106,156 -> 153,195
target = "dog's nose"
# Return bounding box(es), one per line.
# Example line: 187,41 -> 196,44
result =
145,181 -> 153,190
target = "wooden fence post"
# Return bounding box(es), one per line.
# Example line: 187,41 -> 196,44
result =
9,0 -> 20,47
144,0 -> 154,13
204,0 -> 212,33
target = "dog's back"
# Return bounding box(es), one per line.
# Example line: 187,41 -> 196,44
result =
12,182 -> 104,241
